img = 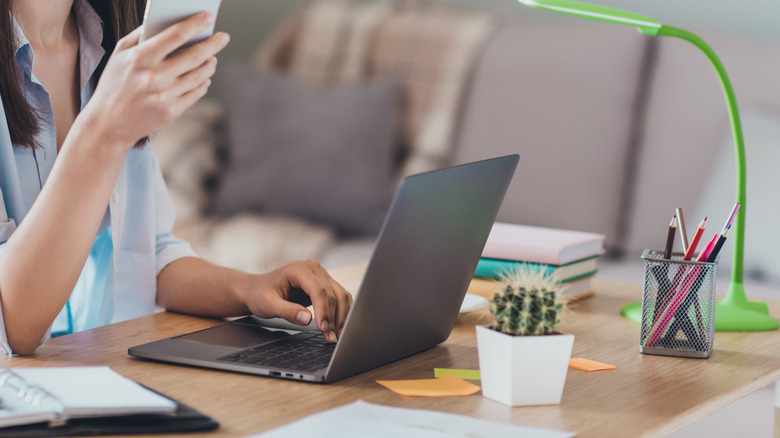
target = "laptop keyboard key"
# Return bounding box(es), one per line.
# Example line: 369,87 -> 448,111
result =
217,333 -> 335,372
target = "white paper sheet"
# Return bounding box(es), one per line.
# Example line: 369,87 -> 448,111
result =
249,400 -> 576,438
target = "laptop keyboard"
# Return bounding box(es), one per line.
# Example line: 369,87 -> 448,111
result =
218,332 -> 335,372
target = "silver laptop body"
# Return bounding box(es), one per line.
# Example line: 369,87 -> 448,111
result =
128,155 -> 519,383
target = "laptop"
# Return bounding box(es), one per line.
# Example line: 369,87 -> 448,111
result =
129,154 -> 519,383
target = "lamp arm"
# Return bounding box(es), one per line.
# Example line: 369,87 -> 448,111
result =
655,25 -> 747,303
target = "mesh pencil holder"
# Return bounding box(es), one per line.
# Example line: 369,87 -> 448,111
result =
639,249 -> 717,359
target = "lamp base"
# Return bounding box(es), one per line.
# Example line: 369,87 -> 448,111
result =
712,302 -> 778,331
711,281 -> 779,331
620,297 -> 779,332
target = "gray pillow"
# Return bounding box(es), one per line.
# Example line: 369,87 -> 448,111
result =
212,62 -> 400,235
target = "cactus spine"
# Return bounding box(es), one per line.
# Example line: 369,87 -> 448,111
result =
489,266 -> 565,336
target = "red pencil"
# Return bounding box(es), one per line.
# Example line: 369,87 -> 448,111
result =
682,217 -> 707,261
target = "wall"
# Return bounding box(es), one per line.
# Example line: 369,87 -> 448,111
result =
214,0 -> 307,60
213,0 -> 780,61
448,0 -> 780,42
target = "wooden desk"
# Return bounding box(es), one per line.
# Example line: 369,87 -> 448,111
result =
4,264 -> 780,437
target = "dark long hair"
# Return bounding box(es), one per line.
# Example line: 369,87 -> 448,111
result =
1,0 -> 146,148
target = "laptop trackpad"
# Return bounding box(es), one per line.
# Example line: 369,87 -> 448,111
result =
175,323 -> 295,349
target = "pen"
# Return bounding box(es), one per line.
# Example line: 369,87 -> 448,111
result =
707,226 -> 730,263
682,217 -> 707,261
664,216 -> 677,259
676,207 -> 689,254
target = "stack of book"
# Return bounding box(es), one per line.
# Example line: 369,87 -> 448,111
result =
474,223 -> 606,302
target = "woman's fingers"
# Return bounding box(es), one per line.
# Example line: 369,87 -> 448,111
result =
281,260 -> 354,343
175,79 -> 211,113
165,57 -> 218,98
240,261 -> 353,344
313,265 -> 338,341
139,12 -> 216,61
115,26 -> 144,51
135,32 -> 227,95
163,32 -> 229,78
322,269 -> 353,337
287,261 -> 333,340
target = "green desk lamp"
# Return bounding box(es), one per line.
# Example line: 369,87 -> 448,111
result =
516,0 -> 778,331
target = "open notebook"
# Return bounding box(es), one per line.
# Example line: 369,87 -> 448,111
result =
0,367 -> 175,428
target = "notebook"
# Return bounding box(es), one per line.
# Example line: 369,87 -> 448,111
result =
129,155 -> 519,383
0,367 -> 218,436
481,222 -> 605,265
0,367 -> 174,427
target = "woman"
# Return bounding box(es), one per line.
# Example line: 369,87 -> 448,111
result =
0,0 -> 352,355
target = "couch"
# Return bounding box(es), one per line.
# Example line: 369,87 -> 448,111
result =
152,0 -> 780,297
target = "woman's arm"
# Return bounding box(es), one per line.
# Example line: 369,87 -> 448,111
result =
156,258 -> 353,343
0,13 -> 229,354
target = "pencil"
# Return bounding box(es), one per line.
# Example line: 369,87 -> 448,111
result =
664,216 -> 677,259
721,203 -> 740,233
650,215 -> 678,327
676,207 -> 689,254
707,227 -> 730,263
682,217 -> 707,261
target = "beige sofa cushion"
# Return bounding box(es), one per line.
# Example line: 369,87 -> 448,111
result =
453,22 -> 648,248
174,214 -> 336,274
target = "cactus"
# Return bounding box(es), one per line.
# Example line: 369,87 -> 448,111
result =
489,266 -> 565,336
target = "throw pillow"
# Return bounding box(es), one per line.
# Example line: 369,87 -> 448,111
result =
212,61 -> 400,235
152,100 -> 226,225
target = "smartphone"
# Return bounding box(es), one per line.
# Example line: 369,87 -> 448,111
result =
140,0 -> 223,50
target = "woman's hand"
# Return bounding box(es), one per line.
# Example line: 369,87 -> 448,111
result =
79,12 -> 229,149
241,260 -> 354,343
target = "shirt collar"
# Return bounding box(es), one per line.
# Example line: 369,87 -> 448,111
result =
11,15 -> 33,77
73,0 -> 106,92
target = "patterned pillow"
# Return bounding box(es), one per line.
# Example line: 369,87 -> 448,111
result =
211,62 -> 401,236
152,100 -> 227,225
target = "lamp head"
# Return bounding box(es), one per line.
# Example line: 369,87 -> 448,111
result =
517,0 -> 662,35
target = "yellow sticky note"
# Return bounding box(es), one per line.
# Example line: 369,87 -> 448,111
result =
569,357 -> 616,372
376,374 -> 481,397
433,368 -> 481,380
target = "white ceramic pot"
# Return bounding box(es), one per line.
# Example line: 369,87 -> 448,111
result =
476,325 -> 574,407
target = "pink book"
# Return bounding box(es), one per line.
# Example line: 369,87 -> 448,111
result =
481,223 -> 606,265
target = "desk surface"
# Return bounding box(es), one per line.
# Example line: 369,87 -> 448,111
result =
4,263 -> 780,438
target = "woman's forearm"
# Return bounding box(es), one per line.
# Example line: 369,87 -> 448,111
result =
0,119 -> 131,354
156,257 -> 251,317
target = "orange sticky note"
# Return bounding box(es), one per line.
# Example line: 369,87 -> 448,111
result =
569,357 -> 616,372
376,374 -> 481,397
